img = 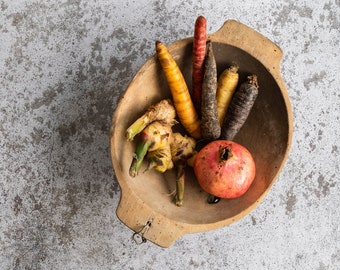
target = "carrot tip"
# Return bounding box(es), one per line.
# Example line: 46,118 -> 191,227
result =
196,15 -> 206,22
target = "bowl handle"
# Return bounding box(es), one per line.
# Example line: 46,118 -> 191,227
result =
210,20 -> 283,77
116,187 -> 185,248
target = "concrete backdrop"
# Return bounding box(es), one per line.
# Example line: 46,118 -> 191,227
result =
0,0 -> 339,269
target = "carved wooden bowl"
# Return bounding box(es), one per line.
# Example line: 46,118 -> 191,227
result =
110,20 -> 293,247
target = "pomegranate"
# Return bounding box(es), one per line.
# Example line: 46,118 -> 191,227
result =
193,140 -> 256,199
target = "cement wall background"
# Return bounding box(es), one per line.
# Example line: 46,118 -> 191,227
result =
0,0 -> 339,269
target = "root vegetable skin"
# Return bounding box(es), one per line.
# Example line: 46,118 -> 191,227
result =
129,121 -> 173,177
125,99 -> 176,141
192,15 -> 207,115
216,64 -> 239,126
170,132 -> 196,164
146,146 -> 174,173
156,41 -> 201,139
201,41 -> 221,140
194,140 -> 256,199
220,75 -> 259,141
170,132 -> 196,206
142,122 -> 173,152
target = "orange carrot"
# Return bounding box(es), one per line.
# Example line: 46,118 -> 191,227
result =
156,41 -> 201,139
192,15 -> 207,115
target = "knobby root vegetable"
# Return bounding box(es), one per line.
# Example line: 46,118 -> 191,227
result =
220,75 -> 259,141
146,146 -> 174,173
129,121 -> 173,177
186,152 -> 197,167
156,40 -> 201,139
170,132 -> 196,163
125,99 -> 177,141
192,15 -> 207,115
201,40 -> 221,140
216,63 -> 239,126
170,132 -> 196,206
145,132 -> 196,175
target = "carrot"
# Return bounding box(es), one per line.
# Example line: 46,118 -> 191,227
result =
125,99 -> 176,141
155,41 -> 201,139
192,15 -> 207,115
216,63 -> 239,126
201,40 -> 221,140
220,75 -> 259,141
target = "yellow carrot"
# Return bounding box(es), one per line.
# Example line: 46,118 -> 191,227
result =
216,64 -> 239,126
155,41 -> 201,139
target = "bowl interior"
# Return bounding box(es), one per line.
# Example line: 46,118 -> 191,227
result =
111,41 -> 289,225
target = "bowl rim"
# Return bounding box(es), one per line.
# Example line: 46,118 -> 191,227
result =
110,19 -> 294,248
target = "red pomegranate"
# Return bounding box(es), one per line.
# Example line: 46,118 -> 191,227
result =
193,140 -> 256,199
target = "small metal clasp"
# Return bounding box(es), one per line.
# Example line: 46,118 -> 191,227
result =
132,219 -> 152,245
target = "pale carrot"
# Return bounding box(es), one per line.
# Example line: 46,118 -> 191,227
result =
216,63 -> 239,126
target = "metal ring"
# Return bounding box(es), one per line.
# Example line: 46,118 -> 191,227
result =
131,220 -> 152,245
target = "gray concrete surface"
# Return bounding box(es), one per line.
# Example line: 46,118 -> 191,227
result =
0,0 -> 339,269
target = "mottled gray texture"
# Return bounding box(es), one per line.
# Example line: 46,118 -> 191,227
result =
0,0 -> 339,269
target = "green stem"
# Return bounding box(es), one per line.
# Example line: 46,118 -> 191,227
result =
129,140 -> 152,177
125,115 -> 149,141
175,164 -> 185,206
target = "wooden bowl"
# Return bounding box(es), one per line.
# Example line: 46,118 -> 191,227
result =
110,20 -> 293,247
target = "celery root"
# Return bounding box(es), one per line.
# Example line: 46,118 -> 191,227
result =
125,99 -> 177,141
170,132 -> 196,206
129,121 -> 173,177
146,145 -> 174,173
